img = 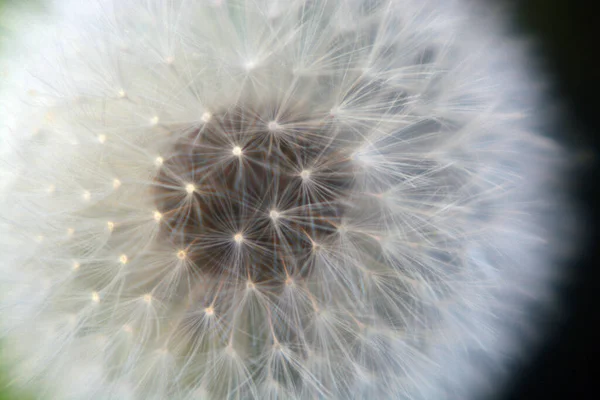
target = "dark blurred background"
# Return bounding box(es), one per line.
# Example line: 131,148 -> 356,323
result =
500,0 -> 599,399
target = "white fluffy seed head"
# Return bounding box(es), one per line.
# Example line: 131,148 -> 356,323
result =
0,1 -> 570,400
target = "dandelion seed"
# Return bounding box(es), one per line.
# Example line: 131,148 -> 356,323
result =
269,209 -> 280,220
231,145 -> 243,157
300,169 -> 311,180
244,60 -> 257,71
185,183 -> 195,194
91,292 -> 100,303
267,121 -> 280,131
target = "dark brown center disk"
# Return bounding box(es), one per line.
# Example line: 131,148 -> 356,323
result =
153,107 -> 354,284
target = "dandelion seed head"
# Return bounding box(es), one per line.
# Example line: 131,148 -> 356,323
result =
0,1 -> 571,399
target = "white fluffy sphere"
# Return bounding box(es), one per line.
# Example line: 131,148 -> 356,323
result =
0,1 -> 566,399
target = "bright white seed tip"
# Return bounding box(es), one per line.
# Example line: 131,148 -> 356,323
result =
233,233 -> 244,243
91,292 -> 100,303
112,178 -> 121,189
176,250 -> 187,260
231,145 -> 243,156
201,112 -> 211,122
72,261 -> 80,271
185,183 -> 195,194
153,210 -> 162,221
97,134 -> 107,144
150,116 -> 160,125
204,307 -> 214,316
143,294 -> 152,303
300,169 -> 311,180
269,209 -> 280,220
119,254 -> 128,264
82,190 -> 91,201
117,89 -> 126,98
154,156 -> 164,166
267,121 -> 281,131
106,221 -> 115,232
66,227 -> 75,236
